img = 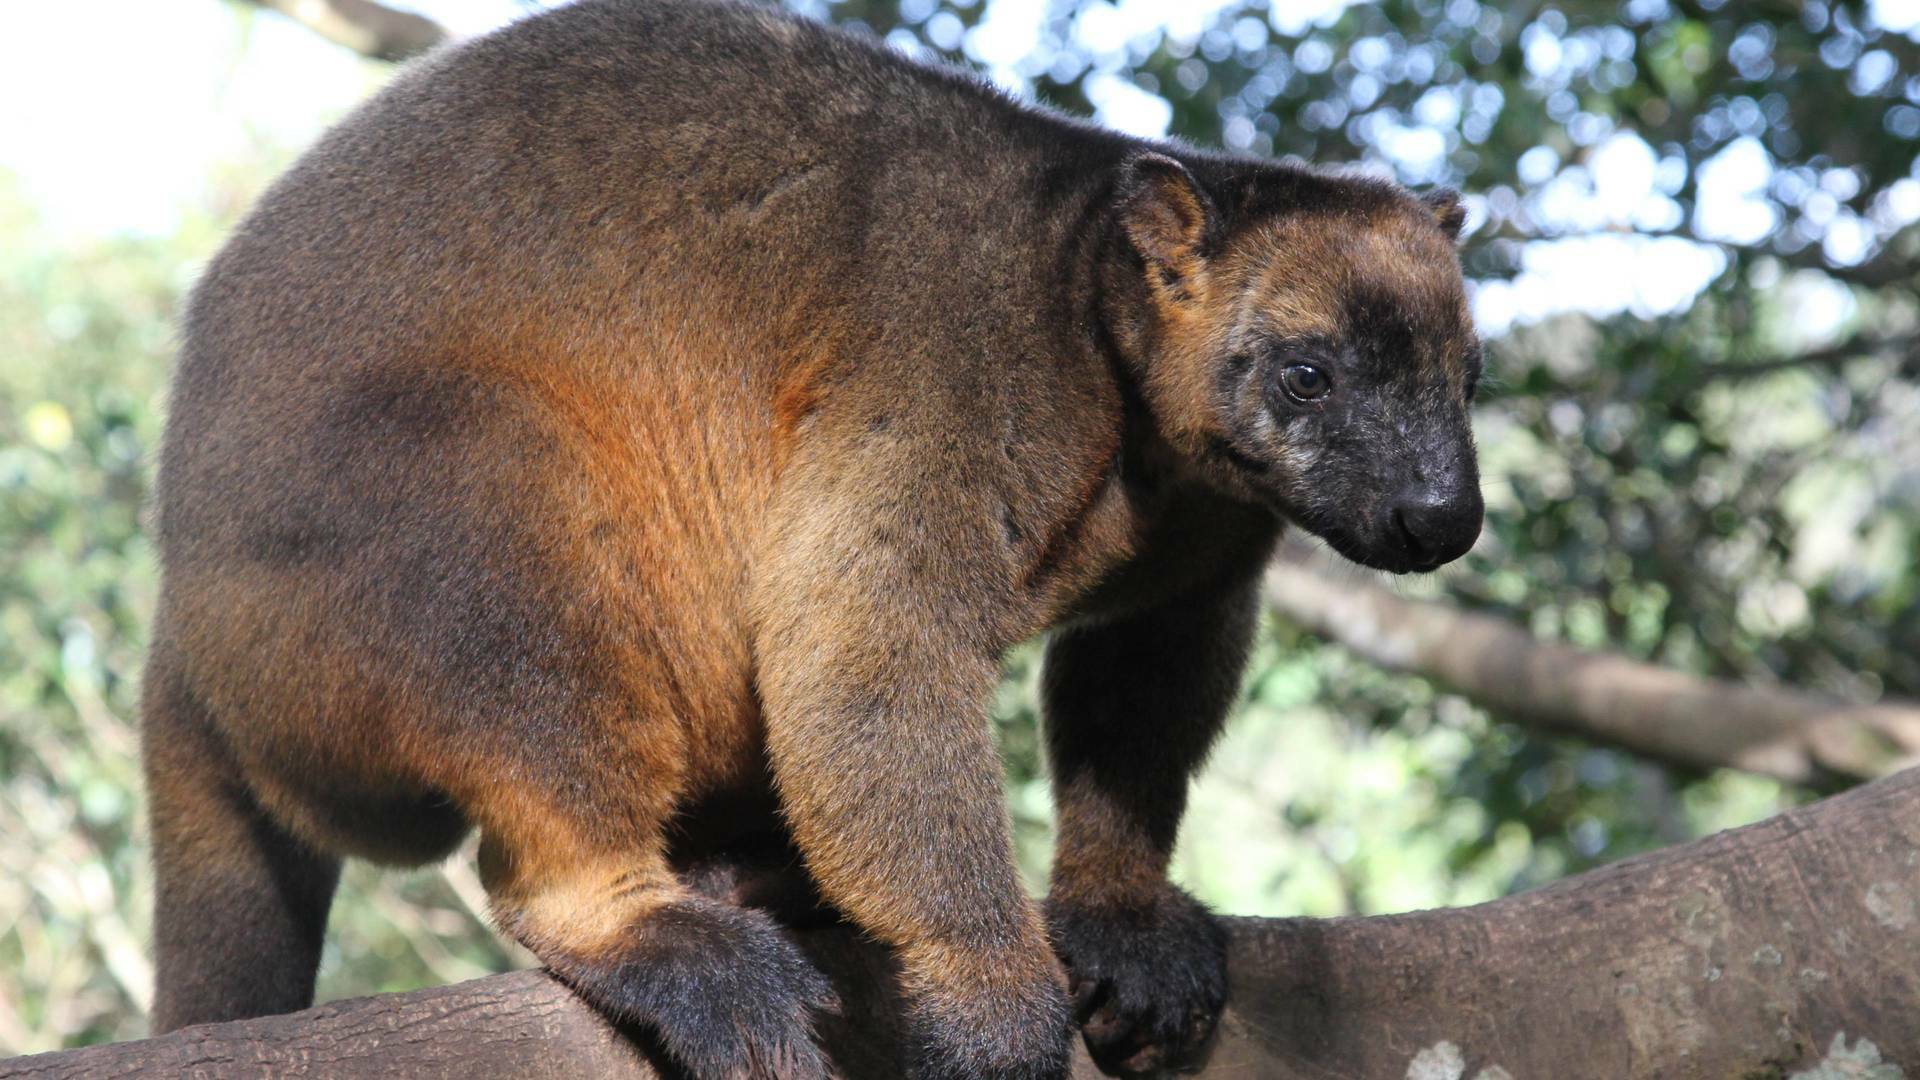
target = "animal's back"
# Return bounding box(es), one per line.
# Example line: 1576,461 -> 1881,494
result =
152,0 -> 1061,859
144,0 -> 1146,1056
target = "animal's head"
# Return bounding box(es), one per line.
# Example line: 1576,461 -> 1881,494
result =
1102,151 -> 1483,574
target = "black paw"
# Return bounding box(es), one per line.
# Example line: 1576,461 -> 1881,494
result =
554,897 -> 838,1079
1046,887 -> 1229,1078
906,966 -> 1073,1080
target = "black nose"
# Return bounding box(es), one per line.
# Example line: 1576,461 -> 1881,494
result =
1389,486 -> 1483,570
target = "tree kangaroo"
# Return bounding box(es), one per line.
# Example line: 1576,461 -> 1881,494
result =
145,1 -> 1482,1076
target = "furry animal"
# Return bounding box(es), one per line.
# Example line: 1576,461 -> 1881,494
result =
144,1 -> 1483,1077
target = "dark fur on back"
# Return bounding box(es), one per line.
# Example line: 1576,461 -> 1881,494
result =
146,3 -> 1478,1077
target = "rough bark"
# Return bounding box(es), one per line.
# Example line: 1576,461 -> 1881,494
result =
240,0 -> 449,62
1265,556 -> 1920,787
7,767 -> 1918,1077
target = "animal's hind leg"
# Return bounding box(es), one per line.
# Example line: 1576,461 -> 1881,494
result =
144,658 -> 341,1032
475,793 -> 837,1080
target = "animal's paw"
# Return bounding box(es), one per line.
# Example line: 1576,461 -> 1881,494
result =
1046,886 -> 1229,1078
905,956 -> 1073,1080
553,896 -> 839,1079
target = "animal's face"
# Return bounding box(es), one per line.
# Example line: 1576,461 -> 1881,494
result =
1109,154 -> 1483,574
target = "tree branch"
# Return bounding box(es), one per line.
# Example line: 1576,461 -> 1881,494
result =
6,767 -> 1919,1076
239,0 -> 449,62
1681,328 -> 1920,391
1264,555 -> 1920,787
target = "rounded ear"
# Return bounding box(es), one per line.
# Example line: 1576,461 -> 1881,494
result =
1115,152 -> 1218,300
1422,188 -> 1468,242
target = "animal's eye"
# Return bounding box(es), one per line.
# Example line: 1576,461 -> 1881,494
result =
1280,363 -> 1332,402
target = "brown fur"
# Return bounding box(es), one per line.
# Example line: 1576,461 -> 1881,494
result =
144,2 -> 1480,1077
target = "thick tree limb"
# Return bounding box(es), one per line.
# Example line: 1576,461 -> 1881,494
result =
239,0 -> 449,62
5,768 -> 1918,1076
1264,557 -> 1920,787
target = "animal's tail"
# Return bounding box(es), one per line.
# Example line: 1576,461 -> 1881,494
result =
142,652 -> 340,1033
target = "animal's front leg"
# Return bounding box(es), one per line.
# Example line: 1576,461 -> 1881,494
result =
1042,577 -> 1263,1077
753,453 -> 1072,1080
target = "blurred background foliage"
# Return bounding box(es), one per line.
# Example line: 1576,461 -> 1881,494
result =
3,0 -> 1917,1053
